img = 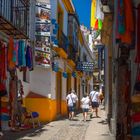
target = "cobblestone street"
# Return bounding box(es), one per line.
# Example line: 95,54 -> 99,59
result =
1,105 -> 115,140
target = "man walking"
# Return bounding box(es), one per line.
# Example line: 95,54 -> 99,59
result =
89,87 -> 100,118
66,89 -> 78,120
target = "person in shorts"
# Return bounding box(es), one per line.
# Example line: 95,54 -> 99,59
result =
66,90 -> 77,120
89,87 -> 99,118
71,90 -> 78,116
81,93 -> 90,121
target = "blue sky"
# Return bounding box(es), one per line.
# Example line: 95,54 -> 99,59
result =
72,0 -> 92,29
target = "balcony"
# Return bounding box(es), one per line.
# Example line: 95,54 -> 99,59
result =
0,0 -> 29,39
68,35 -> 78,52
53,31 -> 69,59
59,31 -> 69,53
67,49 -> 76,62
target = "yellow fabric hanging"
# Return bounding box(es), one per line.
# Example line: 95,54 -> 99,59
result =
90,0 -> 97,28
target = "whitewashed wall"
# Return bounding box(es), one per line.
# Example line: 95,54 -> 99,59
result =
51,71 -> 56,99
30,67 -> 51,97
62,77 -> 67,100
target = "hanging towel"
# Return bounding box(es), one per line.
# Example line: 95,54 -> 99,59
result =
135,4 -> 140,63
119,0 -> 134,44
96,0 -> 104,20
18,40 -> 26,67
94,19 -> 98,30
25,45 -> 33,69
118,0 -> 125,34
0,41 -> 7,80
98,19 -> 102,30
8,37 -> 16,70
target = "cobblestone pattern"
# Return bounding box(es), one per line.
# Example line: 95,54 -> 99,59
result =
48,118 -> 89,140
1,113 -> 89,140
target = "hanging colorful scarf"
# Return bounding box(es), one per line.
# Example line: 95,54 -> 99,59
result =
8,37 -> 16,70
98,19 -> 102,30
120,0 -> 134,45
135,4 -> 140,63
0,41 -> 7,80
91,0 -> 97,28
18,40 -> 26,67
94,19 -> 98,30
26,45 -> 33,69
118,0 -> 125,34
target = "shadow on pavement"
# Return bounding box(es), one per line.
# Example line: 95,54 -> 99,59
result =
1,125 -> 48,140
69,124 -> 85,127
98,119 -> 108,125
90,116 -> 101,119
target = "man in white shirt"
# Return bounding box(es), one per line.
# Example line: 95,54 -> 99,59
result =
89,87 -> 100,118
71,90 -> 78,116
66,90 -> 78,120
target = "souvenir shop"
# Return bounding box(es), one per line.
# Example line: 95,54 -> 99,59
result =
114,1 -> 140,140
0,33 -> 33,131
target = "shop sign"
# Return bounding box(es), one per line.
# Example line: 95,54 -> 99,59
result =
76,62 -> 94,72
36,2 -> 51,37
35,48 -> 51,68
35,2 -> 51,68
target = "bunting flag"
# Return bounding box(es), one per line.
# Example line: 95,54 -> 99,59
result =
91,0 -> 103,30
94,19 -> 98,30
90,0 -> 97,28
98,19 -> 103,30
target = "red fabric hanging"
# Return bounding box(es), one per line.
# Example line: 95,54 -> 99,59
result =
0,41 -> 7,80
119,0 -> 134,44
135,4 -> 140,63
94,19 -> 98,30
8,37 -> 16,70
132,112 -> 140,123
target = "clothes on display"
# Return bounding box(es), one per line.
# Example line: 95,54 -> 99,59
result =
117,0 -> 134,45
135,4 -> 140,63
0,36 -> 33,131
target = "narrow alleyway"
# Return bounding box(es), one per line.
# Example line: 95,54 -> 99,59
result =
1,105 -> 115,140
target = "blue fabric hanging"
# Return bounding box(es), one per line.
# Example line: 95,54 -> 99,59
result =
26,45 -> 33,69
18,40 -> 26,67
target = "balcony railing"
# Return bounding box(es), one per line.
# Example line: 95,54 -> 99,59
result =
67,47 -> 77,62
58,31 -> 69,53
68,35 -> 78,52
0,0 -> 29,38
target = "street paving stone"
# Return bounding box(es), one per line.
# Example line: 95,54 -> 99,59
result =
1,105 -> 115,140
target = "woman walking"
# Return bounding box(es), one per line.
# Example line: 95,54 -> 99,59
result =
81,93 -> 90,121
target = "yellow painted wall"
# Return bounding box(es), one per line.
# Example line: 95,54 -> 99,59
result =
62,0 -> 75,13
61,100 -> 68,116
24,98 -> 67,122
